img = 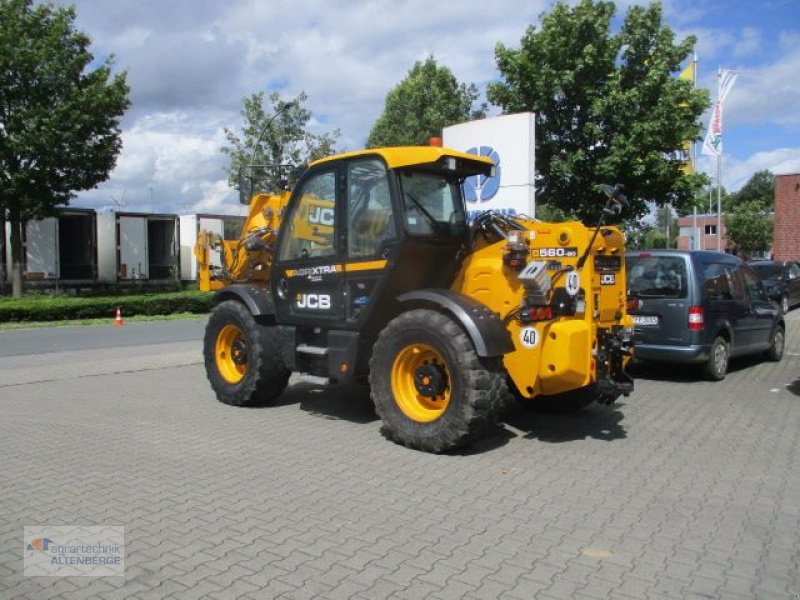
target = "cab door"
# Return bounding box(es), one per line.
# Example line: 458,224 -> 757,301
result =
272,166 -> 345,326
342,157 -> 399,325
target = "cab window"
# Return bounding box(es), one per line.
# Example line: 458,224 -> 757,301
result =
398,170 -> 466,236
347,159 -> 396,258
278,170 -> 337,260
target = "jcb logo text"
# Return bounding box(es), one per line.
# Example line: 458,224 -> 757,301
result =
296,294 -> 331,310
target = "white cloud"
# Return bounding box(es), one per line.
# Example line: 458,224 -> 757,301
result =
732,27 -> 761,58
42,0 -> 796,215
698,147 -> 800,192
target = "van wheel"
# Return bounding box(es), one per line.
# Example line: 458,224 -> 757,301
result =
703,336 -> 729,381
765,325 -> 785,361
369,309 -> 508,453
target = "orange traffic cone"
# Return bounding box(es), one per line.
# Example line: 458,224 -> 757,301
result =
115,307 -> 124,327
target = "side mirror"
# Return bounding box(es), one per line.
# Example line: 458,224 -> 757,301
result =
598,183 -> 629,213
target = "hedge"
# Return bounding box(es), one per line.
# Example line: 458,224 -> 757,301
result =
0,291 -> 215,322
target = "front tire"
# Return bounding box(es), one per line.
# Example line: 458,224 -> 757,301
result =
703,336 -> 729,381
203,300 -> 290,406
765,325 -> 785,362
369,309 -> 508,453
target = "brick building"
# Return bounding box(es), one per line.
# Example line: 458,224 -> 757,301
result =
772,173 -> 800,261
677,213 -> 730,252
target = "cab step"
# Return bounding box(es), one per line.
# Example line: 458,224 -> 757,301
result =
296,344 -> 329,355
297,373 -> 329,386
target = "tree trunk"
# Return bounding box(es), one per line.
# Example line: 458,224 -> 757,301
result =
9,210 -> 24,298
0,210 -> 6,292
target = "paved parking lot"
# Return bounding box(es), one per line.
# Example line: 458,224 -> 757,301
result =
1,316 -> 799,599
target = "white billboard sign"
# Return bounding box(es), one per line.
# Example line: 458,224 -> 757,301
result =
443,112 -> 536,221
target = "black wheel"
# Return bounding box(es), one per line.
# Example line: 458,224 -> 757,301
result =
703,336 -> 729,381
368,309 -> 508,453
203,300 -> 290,406
781,295 -> 789,315
530,384 -> 599,412
765,325 -> 785,362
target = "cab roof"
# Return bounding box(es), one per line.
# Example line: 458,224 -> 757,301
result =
309,146 -> 494,173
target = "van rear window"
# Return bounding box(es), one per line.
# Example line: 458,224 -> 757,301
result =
627,256 -> 688,298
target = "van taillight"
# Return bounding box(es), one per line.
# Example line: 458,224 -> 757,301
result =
688,306 -> 704,330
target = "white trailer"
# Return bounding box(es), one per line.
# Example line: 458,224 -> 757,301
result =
3,209 -> 97,283
97,212 -> 180,282
179,214 -> 246,281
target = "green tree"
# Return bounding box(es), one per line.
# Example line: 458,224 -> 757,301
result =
654,204 -> 678,247
724,170 -> 774,212
724,200 -> 773,259
0,0 -> 130,297
221,91 -> 339,194
488,0 -> 709,221
535,203 -> 575,222
367,56 -> 485,148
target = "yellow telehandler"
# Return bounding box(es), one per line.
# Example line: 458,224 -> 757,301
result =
196,146 -> 634,452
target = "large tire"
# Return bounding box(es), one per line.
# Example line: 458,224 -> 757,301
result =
369,309 -> 508,453
765,324 -> 785,362
203,300 -> 290,406
703,335 -> 729,381
530,384 -> 599,413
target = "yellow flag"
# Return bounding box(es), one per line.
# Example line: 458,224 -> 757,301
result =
679,60 -> 696,174
679,62 -> 695,82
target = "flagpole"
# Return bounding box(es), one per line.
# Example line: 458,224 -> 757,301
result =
716,66 -> 722,252
691,54 -> 699,250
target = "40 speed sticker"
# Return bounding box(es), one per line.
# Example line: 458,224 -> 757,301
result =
531,247 -> 578,258
519,327 -> 539,349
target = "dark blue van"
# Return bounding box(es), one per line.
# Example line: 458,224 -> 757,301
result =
626,250 -> 785,380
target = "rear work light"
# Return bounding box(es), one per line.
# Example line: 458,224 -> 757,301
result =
688,306 -> 704,330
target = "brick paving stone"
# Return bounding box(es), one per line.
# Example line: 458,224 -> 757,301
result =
2,315 -> 800,599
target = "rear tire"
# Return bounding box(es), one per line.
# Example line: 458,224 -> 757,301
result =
369,309 -> 508,453
204,300 -> 290,406
703,336 -> 729,381
765,325 -> 785,362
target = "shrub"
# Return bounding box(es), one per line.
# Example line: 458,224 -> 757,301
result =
0,291 -> 214,322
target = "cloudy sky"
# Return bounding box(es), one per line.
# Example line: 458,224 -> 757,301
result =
49,0 -> 800,215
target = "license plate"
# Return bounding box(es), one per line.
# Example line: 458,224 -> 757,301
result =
633,315 -> 659,326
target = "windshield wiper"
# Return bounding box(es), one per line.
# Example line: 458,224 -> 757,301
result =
405,192 -> 448,234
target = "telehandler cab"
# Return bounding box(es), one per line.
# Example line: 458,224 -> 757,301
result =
197,146 -> 634,452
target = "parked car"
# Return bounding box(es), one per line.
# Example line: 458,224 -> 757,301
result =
626,250 -> 785,380
747,259 -> 800,314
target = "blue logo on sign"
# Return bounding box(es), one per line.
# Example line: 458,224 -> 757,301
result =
463,146 -> 501,203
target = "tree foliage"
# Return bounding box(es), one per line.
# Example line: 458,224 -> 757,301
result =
725,200 -> 773,259
221,91 -> 339,194
0,0 -> 130,296
367,56 -> 486,148
487,0 -> 709,221
724,169 -> 774,212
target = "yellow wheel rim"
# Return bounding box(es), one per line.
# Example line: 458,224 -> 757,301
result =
215,324 -> 247,384
390,343 -> 451,422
